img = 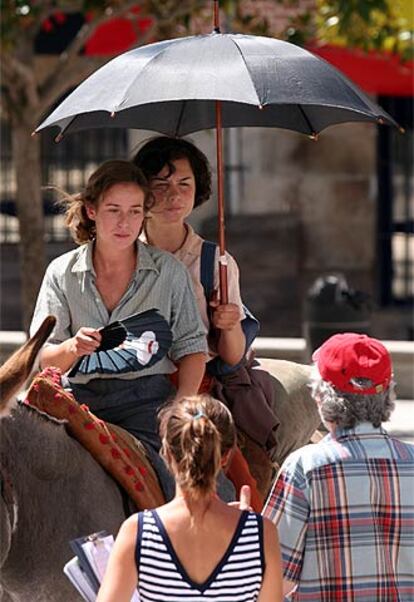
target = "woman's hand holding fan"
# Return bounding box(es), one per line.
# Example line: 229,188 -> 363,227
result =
68,309 -> 173,378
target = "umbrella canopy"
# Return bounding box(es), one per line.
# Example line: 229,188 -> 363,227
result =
36,7 -> 398,303
37,32 -> 397,139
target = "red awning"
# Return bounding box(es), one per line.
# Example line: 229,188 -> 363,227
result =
84,7 -> 152,55
308,43 -> 414,97
45,9 -> 412,98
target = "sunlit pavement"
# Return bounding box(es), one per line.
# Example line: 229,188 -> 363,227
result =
387,399 -> 414,444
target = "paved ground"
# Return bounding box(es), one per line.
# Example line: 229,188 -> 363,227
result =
387,399 -> 414,444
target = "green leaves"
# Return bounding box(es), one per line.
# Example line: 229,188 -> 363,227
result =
315,0 -> 413,57
2,1 -> 412,59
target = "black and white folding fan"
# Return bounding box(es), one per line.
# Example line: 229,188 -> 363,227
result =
68,309 -> 173,378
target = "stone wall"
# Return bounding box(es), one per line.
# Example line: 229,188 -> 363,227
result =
196,122 -> 385,337
201,213 -> 302,336
1,123 -> 408,339
130,123 -> 411,339
0,242 -> 75,331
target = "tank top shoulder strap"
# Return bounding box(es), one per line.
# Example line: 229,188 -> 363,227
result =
134,510 -> 145,569
256,512 -> 265,572
242,511 -> 265,572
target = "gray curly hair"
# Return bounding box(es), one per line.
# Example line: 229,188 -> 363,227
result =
310,365 -> 396,429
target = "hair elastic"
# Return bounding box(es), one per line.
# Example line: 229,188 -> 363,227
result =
193,408 -> 207,420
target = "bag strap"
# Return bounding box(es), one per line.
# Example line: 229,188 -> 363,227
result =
200,240 -> 260,377
200,240 -> 217,302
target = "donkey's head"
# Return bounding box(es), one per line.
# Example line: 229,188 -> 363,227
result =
0,316 -> 56,417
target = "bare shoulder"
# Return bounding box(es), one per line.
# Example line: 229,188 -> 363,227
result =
262,515 -> 277,532
262,516 -> 280,553
257,515 -> 283,601
116,513 -> 139,546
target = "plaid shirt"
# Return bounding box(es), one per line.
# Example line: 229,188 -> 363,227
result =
263,423 -> 414,601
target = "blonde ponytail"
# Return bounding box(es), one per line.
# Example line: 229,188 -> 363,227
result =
159,395 -> 236,499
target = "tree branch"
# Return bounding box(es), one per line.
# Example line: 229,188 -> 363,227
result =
39,0 -> 140,97
1,53 -> 39,110
38,0 -> 207,118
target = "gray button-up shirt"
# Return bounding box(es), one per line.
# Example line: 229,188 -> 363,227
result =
30,241 -> 207,384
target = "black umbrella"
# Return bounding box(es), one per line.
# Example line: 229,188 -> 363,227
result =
36,1 -> 398,301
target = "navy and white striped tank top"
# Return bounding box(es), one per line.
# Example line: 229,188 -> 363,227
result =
135,509 -> 265,601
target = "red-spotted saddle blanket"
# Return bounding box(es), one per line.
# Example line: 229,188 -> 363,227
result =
25,367 -> 165,510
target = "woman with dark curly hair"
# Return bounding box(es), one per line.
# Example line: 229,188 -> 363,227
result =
134,136 -> 246,368
133,137 -> 271,508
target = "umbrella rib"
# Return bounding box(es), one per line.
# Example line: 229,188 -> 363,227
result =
230,38 -> 263,105
297,105 -> 316,135
54,114 -> 77,140
174,101 -> 187,137
116,40 -> 185,113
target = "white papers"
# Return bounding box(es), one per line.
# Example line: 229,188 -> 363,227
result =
63,557 -> 96,602
64,532 -> 140,601
82,534 -> 115,584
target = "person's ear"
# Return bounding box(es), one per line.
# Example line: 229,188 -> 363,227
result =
85,204 -> 96,221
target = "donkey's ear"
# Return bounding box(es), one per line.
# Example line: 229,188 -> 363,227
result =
0,316 -> 56,416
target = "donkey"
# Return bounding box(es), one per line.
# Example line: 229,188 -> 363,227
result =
0,403 -> 126,602
0,318 -> 319,601
0,317 -> 127,601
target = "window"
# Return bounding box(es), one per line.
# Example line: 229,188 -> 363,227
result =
0,120 -> 128,242
377,96 -> 413,305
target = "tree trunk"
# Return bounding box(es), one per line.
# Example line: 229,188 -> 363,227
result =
11,120 -> 46,333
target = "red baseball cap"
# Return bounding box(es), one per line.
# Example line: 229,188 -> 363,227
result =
312,333 -> 392,395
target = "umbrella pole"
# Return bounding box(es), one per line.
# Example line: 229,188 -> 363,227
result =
213,0 -> 228,304
216,104 -> 229,305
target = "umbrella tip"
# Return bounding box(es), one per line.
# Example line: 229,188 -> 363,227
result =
55,133 -> 64,143
31,130 -> 37,137
111,111 -> 116,118
213,0 -> 220,33
258,104 -> 264,110
309,133 -> 319,141
399,126 -> 406,134
377,117 -> 385,125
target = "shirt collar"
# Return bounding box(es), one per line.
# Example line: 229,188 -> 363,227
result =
333,422 -> 388,441
135,240 -> 159,275
71,240 -> 159,276
71,241 -> 95,275
140,223 -> 202,258
178,223 -> 203,257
